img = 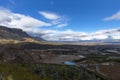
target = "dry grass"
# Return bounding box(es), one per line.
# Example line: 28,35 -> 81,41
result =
0,38 -> 38,44
0,38 -> 62,45
99,64 -> 120,80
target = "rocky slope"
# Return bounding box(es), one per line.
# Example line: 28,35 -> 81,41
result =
0,26 -> 30,40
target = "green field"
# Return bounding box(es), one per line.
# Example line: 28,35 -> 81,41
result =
0,63 -> 108,80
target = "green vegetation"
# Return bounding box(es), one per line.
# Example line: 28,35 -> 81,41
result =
89,56 -> 120,63
0,63 -> 108,80
0,64 -> 41,80
32,63 -> 107,80
107,56 -> 120,63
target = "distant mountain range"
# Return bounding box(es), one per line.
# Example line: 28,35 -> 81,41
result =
57,31 -> 120,42
0,26 -> 44,41
0,26 -> 119,43
57,38 -> 120,43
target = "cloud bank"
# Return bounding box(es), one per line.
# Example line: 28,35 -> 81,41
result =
0,7 -> 120,41
0,7 -> 51,31
104,11 -> 120,21
39,11 -> 68,28
39,11 -> 60,20
30,29 -> 120,41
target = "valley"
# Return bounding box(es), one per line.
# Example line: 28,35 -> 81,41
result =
0,42 -> 120,80
0,26 -> 119,80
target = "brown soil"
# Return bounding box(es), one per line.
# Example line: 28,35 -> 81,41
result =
99,64 -> 120,80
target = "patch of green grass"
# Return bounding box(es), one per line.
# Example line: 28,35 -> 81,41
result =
32,63 -> 108,80
0,64 -> 42,80
0,63 -> 108,80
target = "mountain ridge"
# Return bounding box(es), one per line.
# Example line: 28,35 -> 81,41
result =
0,26 -> 30,40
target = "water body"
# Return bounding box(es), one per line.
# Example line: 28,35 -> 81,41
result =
64,61 -> 76,65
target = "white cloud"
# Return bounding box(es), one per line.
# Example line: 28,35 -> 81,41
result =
94,35 -> 108,40
0,7 -> 120,41
56,23 -> 68,28
39,11 -> 68,28
0,7 -> 51,31
0,7 -> 68,31
36,28 -> 120,41
104,11 -> 120,21
39,11 -> 60,20
112,35 -> 120,39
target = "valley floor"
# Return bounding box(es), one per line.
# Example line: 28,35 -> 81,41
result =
0,42 -> 120,80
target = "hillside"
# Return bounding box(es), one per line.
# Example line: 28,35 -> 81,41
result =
0,26 -> 30,40
0,64 -> 108,80
0,26 -> 119,80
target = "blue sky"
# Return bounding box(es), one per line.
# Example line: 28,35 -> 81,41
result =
0,0 -> 120,41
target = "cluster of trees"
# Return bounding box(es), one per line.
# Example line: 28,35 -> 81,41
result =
0,63 -> 108,80
89,56 -> 120,63
33,63 -> 108,80
0,64 -> 41,80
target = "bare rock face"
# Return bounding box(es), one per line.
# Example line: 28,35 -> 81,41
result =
0,26 -> 30,40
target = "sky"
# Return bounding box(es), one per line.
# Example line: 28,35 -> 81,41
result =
0,0 -> 120,41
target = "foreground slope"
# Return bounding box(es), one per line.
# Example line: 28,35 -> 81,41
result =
0,64 -> 108,80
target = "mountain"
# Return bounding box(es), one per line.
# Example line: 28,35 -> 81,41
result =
28,32 -> 45,41
0,26 -> 119,43
0,26 -> 30,40
58,35 -> 120,43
